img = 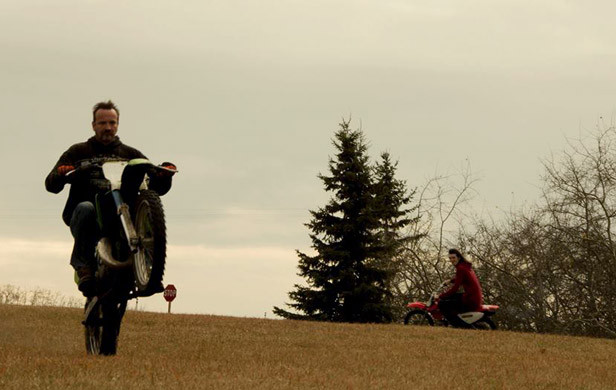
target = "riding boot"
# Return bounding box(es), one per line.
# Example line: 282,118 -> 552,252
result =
77,266 -> 97,297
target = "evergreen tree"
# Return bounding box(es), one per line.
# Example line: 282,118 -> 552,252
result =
274,120 -> 410,323
371,153 -> 419,311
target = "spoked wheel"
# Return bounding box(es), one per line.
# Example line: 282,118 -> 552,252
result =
404,310 -> 434,326
473,317 -> 497,330
132,190 -> 166,293
84,299 -> 102,355
84,299 -> 127,355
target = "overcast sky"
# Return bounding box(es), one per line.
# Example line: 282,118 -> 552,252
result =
2,0 -> 616,316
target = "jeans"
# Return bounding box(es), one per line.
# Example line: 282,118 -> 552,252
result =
69,201 -> 101,271
438,293 -> 473,328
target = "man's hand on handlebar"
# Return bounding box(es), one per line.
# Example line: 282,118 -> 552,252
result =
62,162 -> 100,183
156,162 -> 177,177
57,165 -> 75,176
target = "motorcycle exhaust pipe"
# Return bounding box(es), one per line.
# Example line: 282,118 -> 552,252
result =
96,237 -> 133,269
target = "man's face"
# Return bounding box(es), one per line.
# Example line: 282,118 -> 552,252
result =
92,109 -> 119,145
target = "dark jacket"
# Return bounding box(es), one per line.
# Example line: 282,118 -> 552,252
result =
439,261 -> 483,311
45,136 -> 170,225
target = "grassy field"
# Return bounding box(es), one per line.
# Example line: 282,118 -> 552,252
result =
1,304 -> 615,389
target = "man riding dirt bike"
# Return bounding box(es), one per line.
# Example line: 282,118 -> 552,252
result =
45,100 -> 175,296
45,100 -> 176,354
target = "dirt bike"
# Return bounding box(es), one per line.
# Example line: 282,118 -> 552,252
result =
67,157 -> 177,355
403,286 -> 499,330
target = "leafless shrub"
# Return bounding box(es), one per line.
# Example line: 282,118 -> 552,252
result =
0,285 -> 27,305
0,285 -> 81,308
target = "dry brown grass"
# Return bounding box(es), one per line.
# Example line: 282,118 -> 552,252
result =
1,303 -> 615,389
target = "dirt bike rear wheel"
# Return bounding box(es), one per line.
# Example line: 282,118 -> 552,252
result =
473,317 -> 497,330
85,299 -> 127,355
404,310 -> 434,326
132,190 -> 166,292
84,299 -> 102,355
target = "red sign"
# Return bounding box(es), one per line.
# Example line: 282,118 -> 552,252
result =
163,284 -> 177,302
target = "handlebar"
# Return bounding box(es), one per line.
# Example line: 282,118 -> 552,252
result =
64,160 -> 107,182
63,158 -> 176,190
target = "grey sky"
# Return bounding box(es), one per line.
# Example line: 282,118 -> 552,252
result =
2,0 -> 616,316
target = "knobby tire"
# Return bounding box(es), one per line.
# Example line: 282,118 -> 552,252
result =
474,317 -> 497,330
85,300 -> 127,355
133,190 -> 166,292
404,310 -> 434,326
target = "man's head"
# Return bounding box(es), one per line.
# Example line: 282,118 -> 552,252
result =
92,100 -> 120,145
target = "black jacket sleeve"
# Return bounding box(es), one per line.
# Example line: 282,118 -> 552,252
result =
45,150 -> 73,194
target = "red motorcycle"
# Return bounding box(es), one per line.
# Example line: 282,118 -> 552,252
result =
404,287 -> 499,330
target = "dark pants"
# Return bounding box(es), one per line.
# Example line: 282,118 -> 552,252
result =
438,293 -> 474,328
69,202 -> 101,271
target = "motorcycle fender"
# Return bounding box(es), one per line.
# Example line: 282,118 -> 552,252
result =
458,311 -> 484,324
102,161 -> 128,190
407,302 -> 428,310
482,304 -> 500,312
122,160 -> 152,193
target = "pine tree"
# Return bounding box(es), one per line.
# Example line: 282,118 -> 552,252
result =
371,152 -> 419,308
274,120 -> 399,323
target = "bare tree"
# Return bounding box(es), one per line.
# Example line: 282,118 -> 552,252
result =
539,125 -> 616,336
391,162 -> 478,317
461,125 -> 616,338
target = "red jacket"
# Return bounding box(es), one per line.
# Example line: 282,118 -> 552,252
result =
439,261 -> 483,310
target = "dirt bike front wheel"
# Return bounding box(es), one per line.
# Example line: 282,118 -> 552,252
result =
403,310 -> 435,326
133,190 -> 167,292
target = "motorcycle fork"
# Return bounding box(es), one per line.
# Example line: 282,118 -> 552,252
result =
110,190 -> 139,253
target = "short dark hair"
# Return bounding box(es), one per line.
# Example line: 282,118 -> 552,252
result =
448,248 -> 470,264
92,100 -> 120,122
